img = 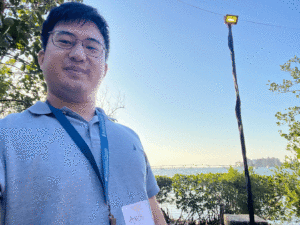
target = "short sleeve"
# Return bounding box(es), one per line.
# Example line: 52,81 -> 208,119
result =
0,128 -> 6,197
144,152 -> 160,199
0,161 -> 4,198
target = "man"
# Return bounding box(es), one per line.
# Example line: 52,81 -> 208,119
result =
0,2 -> 166,224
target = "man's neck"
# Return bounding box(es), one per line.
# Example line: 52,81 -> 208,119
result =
47,94 -> 96,122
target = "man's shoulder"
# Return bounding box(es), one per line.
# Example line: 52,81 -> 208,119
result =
0,101 -> 50,128
106,117 -> 140,140
97,109 -> 141,143
0,110 -> 29,127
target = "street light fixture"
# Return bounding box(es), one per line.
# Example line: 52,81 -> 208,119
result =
224,14 -> 238,25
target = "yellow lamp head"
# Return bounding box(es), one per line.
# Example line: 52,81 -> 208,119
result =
224,15 -> 238,25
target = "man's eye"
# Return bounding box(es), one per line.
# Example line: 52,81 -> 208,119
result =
59,40 -> 72,44
87,46 -> 96,50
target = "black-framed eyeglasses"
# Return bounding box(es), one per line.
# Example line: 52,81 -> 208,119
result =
49,31 -> 106,58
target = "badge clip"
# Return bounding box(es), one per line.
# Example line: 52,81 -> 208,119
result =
109,213 -> 116,225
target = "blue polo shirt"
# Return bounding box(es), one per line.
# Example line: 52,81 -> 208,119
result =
0,101 -> 160,224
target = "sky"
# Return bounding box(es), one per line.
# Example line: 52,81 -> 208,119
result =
4,0 -> 298,168
81,0 -> 300,168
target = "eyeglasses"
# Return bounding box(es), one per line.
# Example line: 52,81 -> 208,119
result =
49,31 -> 106,58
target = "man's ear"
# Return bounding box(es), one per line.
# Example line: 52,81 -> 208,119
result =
103,63 -> 108,78
37,50 -> 45,71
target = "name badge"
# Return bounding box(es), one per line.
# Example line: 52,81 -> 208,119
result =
122,200 -> 155,225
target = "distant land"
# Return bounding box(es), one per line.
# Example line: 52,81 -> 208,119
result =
235,157 -> 282,168
151,157 -> 282,169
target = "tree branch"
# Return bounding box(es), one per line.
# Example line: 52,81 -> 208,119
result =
0,62 -> 35,75
5,52 -> 32,66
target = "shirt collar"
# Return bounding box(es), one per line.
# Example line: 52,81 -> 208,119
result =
28,101 -> 112,121
27,101 -> 52,115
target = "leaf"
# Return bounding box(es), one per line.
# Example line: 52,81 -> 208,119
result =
0,37 -> 10,48
4,17 -> 14,26
5,33 -> 13,42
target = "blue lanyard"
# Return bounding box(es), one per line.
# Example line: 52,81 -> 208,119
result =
46,101 -> 110,205
96,110 -> 110,205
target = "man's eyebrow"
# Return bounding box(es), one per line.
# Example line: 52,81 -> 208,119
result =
56,30 -> 102,45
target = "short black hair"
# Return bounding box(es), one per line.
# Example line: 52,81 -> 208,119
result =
41,2 -> 110,60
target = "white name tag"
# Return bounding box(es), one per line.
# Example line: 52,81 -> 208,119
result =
122,200 -> 155,225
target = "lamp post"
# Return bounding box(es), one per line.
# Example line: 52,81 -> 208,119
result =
224,14 -> 255,225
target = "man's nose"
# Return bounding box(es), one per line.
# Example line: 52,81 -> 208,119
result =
68,40 -> 87,61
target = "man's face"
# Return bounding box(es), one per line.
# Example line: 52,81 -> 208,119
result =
38,21 -> 108,103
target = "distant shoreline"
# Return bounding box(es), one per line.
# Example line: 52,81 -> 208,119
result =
152,166 -> 236,169
152,166 -> 278,170
152,157 -> 282,170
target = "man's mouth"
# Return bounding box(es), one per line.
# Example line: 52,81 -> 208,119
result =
64,67 -> 87,74
64,69 -> 85,77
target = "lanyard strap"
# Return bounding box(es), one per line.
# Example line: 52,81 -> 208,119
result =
46,101 -> 110,205
96,110 -> 110,205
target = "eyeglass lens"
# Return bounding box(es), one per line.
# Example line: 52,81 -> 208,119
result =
53,32 -> 104,57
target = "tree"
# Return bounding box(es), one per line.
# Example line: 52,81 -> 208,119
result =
268,55 -> 300,222
156,168 -> 285,224
0,0 -> 68,117
0,0 -> 124,119
96,85 -> 125,120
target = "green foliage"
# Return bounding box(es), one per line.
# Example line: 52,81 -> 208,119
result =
155,168 -> 289,223
268,56 -> 300,95
272,163 -> 300,221
266,55 -> 300,222
0,0 -> 83,117
155,175 -> 174,205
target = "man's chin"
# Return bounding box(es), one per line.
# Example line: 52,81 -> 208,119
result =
53,89 -> 91,104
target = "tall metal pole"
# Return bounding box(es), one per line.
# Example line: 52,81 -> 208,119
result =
227,24 -> 255,225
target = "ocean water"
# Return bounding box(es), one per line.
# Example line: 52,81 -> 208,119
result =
152,167 -> 298,225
